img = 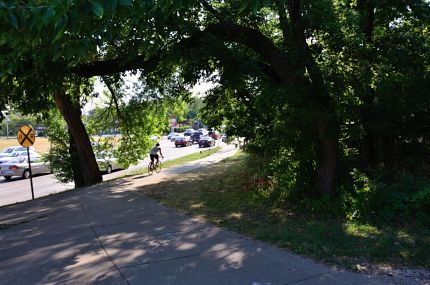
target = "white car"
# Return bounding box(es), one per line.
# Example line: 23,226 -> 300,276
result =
197,128 -> 208,135
167,132 -> 178,140
95,152 -> 122,174
170,134 -> 181,142
0,156 -> 50,179
0,151 -> 37,164
0,146 -> 35,158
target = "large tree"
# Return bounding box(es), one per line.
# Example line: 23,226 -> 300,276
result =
1,0 -> 428,195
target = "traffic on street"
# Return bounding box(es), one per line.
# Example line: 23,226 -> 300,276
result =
0,135 -> 225,207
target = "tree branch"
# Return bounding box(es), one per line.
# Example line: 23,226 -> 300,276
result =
102,77 -> 132,138
199,0 -> 223,22
73,55 -> 160,78
72,23 -> 295,84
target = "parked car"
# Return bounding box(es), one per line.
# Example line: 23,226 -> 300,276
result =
95,151 -> 122,174
0,156 -> 50,179
208,130 -> 221,140
170,134 -> 181,142
174,136 -> 192,147
0,146 -> 35,158
167,132 -> 178,140
221,135 -> 228,143
191,131 -> 203,143
0,151 -> 38,164
184,129 -> 194,136
197,128 -> 208,135
199,136 -> 215,148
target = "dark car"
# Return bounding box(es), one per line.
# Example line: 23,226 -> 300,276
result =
174,136 -> 192,147
184,129 -> 194,136
199,136 -> 215,148
191,131 -> 203,143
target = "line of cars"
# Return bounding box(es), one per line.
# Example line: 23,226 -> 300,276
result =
0,145 -> 124,180
168,128 -> 220,148
0,146 -> 50,180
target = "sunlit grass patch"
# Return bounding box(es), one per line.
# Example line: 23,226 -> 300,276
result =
143,152 -> 430,270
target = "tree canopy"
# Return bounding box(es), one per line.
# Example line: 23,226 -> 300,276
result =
0,0 -> 429,205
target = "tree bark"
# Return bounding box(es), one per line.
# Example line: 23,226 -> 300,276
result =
359,2 -> 377,168
54,89 -> 102,187
287,0 -> 339,194
68,129 -> 85,187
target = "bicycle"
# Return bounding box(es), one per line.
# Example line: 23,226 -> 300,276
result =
148,158 -> 162,175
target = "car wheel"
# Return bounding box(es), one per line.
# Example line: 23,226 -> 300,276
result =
106,165 -> 112,174
4,176 -> 11,180
22,170 -> 30,179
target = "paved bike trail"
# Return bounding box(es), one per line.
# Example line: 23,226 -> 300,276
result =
0,145 -> 390,285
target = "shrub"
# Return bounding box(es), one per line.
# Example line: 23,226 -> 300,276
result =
343,168 -> 430,226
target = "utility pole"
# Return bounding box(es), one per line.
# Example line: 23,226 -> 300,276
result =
1,111 -> 9,139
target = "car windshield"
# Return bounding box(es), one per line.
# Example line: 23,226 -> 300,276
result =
15,147 -> 28,152
2,147 -> 14,153
9,157 -> 26,164
12,151 -> 28,157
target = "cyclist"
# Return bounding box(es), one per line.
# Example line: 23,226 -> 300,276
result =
149,142 -> 164,168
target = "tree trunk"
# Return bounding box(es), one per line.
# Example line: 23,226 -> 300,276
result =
359,1 -> 377,169
54,90 -> 102,187
68,129 -> 85,187
287,0 -> 339,194
315,112 -> 339,195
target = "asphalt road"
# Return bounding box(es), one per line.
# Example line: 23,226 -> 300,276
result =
0,137 -> 223,207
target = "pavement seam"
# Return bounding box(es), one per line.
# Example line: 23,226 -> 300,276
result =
281,271 -> 332,285
80,204 -> 131,285
117,243 -> 252,270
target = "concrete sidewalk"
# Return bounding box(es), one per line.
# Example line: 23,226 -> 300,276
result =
0,146 -> 390,285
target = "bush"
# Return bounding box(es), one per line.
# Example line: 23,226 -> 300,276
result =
174,126 -> 191,133
343,168 -> 430,226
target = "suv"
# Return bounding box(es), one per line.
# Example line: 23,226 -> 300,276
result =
191,131 -> 203,143
199,136 -> 215,148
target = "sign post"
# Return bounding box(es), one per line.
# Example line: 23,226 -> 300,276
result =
17,125 -> 36,200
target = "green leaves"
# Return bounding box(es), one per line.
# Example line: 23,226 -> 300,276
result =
119,0 -> 132,6
91,0 -> 104,17
8,13 -> 18,29
42,7 -> 55,24
238,0 -> 251,15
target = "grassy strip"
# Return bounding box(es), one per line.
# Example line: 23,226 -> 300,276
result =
0,224 -> 10,230
142,152 -> 430,271
162,146 -> 222,169
126,146 -> 222,177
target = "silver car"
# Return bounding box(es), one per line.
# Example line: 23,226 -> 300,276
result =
0,151 -> 37,164
0,156 -> 50,179
96,152 -> 122,174
0,146 -> 35,158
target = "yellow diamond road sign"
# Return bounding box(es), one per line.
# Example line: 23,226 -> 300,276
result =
17,125 -> 36,148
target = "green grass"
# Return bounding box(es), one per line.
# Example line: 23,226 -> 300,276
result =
126,146 -> 222,176
142,152 -> 430,271
0,137 -> 51,153
162,146 -> 221,169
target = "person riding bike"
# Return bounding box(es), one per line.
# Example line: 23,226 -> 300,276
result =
149,142 -> 164,168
